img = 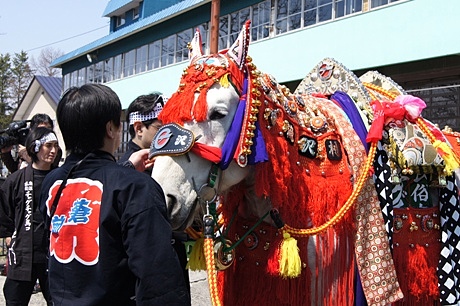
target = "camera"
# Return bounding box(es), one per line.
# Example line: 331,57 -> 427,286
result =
0,120 -> 30,149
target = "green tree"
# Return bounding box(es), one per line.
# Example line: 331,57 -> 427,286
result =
0,53 -> 13,130
10,51 -> 33,111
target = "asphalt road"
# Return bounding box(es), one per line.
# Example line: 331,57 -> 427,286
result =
0,270 -> 211,305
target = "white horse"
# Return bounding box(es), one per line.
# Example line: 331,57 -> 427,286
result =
151,21 -> 402,306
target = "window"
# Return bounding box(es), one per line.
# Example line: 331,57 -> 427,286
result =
230,8 -> 250,44
304,0 -> 334,26
135,45 -> 148,73
219,15 -> 230,50
318,0 -> 333,23
335,0 -> 362,18
407,83 -> 460,131
196,23 -> 209,52
63,74 -> 70,91
86,64 -> 95,83
133,6 -> 140,19
148,41 -> 161,69
123,50 -> 135,77
251,1 -> 270,42
161,35 -> 176,67
113,54 -> 122,80
77,68 -> 86,86
70,70 -> 78,87
370,0 -> 399,9
103,57 -> 114,82
276,0 -> 302,34
176,29 -> 193,63
117,13 -> 126,27
94,61 -> 104,83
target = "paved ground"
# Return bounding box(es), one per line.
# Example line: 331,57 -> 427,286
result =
0,270 -> 211,305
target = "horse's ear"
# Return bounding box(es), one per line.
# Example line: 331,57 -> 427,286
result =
227,20 -> 251,69
189,28 -> 203,61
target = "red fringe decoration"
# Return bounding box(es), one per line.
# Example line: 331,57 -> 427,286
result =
254,109 -> 354,234
217,216 -> 312,306
392,207 -> 441,306
216,211 -> 355,306
159,57 -> 245,125
407,245 -> 439,298
217,107 -> 357,305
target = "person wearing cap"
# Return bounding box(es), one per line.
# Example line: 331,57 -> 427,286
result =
118,93 -> 164,174
0,127 -> 59,305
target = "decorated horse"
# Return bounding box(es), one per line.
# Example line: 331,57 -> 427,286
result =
149,21 -> 460,305
296,59 -> 460,305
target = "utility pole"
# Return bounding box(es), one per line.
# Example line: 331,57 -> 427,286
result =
209,0 -> 220,53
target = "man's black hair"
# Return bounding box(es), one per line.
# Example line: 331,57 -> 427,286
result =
57,84 -> 121,155
126,93 -> 163,138
30,113 -> 54,130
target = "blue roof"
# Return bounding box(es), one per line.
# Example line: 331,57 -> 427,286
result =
36,76 -> 62,105
103,0 -> 133,16
51,0 -> 209,67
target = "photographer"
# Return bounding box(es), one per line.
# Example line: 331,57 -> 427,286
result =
1,114 -> 62,174
0,120 -> 29,173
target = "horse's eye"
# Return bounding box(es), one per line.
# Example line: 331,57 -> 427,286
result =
209,111 -> 226,120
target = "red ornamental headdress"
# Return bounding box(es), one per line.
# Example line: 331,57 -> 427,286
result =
159,22 -> 250,125
159,21 -> 264,168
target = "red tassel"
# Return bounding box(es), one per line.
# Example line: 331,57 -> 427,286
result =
267,241 -> 281,275
407,245 -> 439,299
392,207 -> 441,306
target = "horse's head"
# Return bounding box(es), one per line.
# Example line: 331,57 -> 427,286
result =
151,21 -> 262,231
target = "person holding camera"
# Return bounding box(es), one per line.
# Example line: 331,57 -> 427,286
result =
0,127 -> 59,305
1,113 -> 62,174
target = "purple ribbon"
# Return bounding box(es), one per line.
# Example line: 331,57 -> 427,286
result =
331,91 -> 369,153
219,77 -> 268,169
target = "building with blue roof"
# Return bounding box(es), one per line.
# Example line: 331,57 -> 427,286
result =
51,0 -> 460,131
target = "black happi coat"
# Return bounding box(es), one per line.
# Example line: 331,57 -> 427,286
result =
40,151 -> 190,306
118,140 -> 154,176
0,164 -> 48,281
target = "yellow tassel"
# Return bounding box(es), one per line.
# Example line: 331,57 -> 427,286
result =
186,237 -> 207,271
433,140 -> 460,174
219,73 -> 230,88
279,231 -> 302,278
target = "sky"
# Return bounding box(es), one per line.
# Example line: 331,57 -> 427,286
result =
0,0 -> 110,60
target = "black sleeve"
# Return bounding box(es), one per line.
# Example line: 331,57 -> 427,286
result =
121,181 -> 191,306
119,160 -> 135,169
1,151 -> 18,174
0,178 -> 16,238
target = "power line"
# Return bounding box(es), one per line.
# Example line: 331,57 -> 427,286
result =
25,24 -> 109,52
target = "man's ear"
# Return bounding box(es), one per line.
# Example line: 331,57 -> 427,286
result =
106,120 -> 118,139
133,121 -> 144,136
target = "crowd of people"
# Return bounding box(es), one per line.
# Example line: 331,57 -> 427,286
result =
0,84 -> 192,305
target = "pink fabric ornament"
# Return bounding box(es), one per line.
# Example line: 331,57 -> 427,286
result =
394,95 -> 426,123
